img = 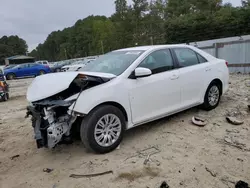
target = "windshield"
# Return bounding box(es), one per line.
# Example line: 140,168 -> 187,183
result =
80,50 -> 144,75
13,65 -> 21,68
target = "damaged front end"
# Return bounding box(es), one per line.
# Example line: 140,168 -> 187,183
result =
26,72 -> 114,149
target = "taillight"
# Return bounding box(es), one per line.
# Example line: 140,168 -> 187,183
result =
225,61 -> 228,67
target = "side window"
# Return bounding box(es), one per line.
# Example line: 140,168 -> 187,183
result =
197,53 -> 207,63
139,49 -> 174,74
20,64 -> 28,68
173,48 -> 199,67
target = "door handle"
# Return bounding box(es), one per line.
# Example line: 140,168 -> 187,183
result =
205,67 -> 211,71
170,74 -> 179,80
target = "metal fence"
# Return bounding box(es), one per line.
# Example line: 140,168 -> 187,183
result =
191,36 -> 250,73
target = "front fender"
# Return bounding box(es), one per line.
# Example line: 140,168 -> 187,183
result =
69,83 -> 132,123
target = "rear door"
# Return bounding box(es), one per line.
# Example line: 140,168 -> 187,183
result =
28,63 -> 40,76
171,47 -> 210,107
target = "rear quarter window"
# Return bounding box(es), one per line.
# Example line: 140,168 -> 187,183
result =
173,48 -> 199,67
197,53 -> 208,63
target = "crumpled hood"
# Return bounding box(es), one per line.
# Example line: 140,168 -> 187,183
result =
27,71 -> 116,102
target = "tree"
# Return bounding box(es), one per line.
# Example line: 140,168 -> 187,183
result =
0,35 -> 28,64
242,0 -> 250,7
114,0 -> 128,20
166,0 -> 222,17
29,0 -> 250,61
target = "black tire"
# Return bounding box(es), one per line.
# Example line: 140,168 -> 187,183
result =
38,70 -> 46,75
201,82 -> 221,111
6,73 -> 15,80
3,93 -> 8,101
80,105 -> 126,154
6,93 -> 9,100
55,68 -> 60,72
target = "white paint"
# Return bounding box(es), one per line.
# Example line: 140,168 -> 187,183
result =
27,44 -> 229,130
27,72 -> 79,102
134,67 -> 152,77
27,71 -> 116,102
69,45 -> 229,129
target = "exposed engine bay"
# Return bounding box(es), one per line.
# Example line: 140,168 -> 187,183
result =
25,73 -> 112,149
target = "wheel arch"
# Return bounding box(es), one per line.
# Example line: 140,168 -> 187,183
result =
6,72 -> 16,80
89,101 -> 128,122
210,78 -> 223,95
202,78 -> 223,103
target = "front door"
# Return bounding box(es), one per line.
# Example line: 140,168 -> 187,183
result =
127,49 -> 181,124
17,64 -> 30,77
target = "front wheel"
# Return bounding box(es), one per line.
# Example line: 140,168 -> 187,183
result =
201,82 -> 221,111
6,73 -> 15,80
80,105 -> 125,154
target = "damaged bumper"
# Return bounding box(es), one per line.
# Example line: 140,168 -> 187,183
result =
26,101 -> 77,149
26,72 -> 115,149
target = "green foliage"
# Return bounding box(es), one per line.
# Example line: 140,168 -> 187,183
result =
27,0 -> 250,61
0,35 -> 28,64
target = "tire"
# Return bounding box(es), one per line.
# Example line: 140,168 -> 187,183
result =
201,82 -> 221,111
38,70 -> 46,75
80,105 -> 125,154
6,73 -> 15,80
55,68 -> 60,72
3,93 -> 8,101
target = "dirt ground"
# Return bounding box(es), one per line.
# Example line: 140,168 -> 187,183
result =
0,75 -> 250,188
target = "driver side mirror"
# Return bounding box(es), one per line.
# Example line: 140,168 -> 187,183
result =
130,67 -> 152,79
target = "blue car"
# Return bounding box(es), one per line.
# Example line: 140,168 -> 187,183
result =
4,63 -> 51,80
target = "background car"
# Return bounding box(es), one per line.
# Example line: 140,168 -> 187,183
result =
4,63 -> 51,80
0,67 -> 5,80
4,64 -> 17,70
35,60 -> 53,68
0,68 -> 9,101
50,61 -> 72,72
61,59 -> 95,72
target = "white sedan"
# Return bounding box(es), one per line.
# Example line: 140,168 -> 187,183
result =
26,44 -> 229,153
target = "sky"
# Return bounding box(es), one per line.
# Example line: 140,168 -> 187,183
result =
0,0 -> 242,52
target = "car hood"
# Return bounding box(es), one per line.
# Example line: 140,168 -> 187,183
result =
27,71 -> 116,102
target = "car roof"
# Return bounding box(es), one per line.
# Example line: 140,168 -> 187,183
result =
114,44 -> 190,52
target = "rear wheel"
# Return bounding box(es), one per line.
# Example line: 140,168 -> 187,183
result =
80,105 -> 125,154
6,73 -> 15,80
201,82 -> 221,111
38,70 -> 46,75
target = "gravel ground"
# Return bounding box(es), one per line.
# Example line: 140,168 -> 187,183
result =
0,74 -> 249,188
